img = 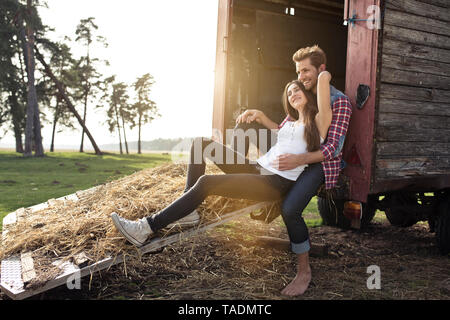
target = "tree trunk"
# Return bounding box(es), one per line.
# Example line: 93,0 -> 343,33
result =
114,104 -> 123,154
23,4 -> 44,157
138,114 -> 142,154
34,46 -> 102,155
120,111 -> 129,154
9,89 -> 24,153
50,97 -> 60,152
79,91 -> 88,152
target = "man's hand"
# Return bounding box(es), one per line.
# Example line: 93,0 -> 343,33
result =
271,153 -> 307,171
236,109 -> 264,124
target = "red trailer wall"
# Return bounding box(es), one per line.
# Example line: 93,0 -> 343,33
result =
342,0 -> 381,203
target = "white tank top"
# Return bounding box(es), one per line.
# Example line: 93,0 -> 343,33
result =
257,121 -> 323,181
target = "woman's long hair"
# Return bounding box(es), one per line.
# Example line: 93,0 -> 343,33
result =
282,80 -> 321,152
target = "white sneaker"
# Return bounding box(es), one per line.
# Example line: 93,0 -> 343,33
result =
167,210 -> 200,228
111,212 -> 153,247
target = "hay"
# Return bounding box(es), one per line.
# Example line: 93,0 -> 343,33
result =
0,163 -> 270,285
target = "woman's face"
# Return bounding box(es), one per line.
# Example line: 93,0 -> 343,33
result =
287,83 -> 308,111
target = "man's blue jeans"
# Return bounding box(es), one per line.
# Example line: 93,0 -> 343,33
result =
232,122 -> 325,254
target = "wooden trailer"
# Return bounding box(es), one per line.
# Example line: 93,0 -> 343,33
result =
211,0 -> 450,252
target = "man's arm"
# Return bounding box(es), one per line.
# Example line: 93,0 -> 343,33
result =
274,96 -> 352,170
318,97 -> 352,162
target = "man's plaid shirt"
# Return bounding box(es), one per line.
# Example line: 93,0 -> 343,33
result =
278,95 -> 352,189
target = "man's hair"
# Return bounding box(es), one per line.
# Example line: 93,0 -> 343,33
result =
292,45 -> 327,69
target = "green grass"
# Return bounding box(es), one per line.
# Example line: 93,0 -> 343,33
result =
0,150 -> 171,229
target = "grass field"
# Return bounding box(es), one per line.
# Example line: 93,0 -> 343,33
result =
0,150 -> 171,228
0,150 -> 385,231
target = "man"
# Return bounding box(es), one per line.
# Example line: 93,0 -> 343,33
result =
235,45 -> 352,296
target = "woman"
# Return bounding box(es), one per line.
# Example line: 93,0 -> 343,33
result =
111,72 -> 332,295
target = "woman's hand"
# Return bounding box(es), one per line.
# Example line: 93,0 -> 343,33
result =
236,109 -> 264,124
270,153 -> 306,171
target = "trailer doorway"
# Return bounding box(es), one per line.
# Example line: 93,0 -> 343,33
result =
217,0 -> 348,132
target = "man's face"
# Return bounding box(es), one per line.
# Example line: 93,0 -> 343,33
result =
295,58 -> 320,92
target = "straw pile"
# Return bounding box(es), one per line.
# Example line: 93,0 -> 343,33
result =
0,163 -> 276,287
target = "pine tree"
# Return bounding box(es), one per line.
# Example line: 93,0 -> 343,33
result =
132,73 -> 160,154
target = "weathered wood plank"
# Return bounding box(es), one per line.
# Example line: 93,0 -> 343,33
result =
377,112 -> 450,130
377,127 -> 450,142
376,157 -> 450,178
20,252 -> 36,285
47,198 -> 64,207
139,201 -> 272,254
378,97 -> 450,117
381,67 -> 450,89
0,255 -> 23,294
377,156 -> 450,170
384,5 -> 450,36
382,38 -> 450,64
386,0 -> 450,22
379,83 -> 450,103
383,24 -> 450,50
75,186 -> 99,199
376,142 -> 450,157
382,53 -> 450,77
417,0 -> 450,9
1,201 -> 274,300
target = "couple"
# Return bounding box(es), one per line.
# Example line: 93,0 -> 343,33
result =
111,45 -> 352,296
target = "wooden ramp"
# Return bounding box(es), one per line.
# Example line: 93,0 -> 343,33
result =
0,188 -> 271,300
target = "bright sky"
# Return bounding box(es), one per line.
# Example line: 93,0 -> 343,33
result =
2,0 -> 219,149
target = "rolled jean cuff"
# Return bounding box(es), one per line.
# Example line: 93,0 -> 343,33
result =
291,239 -> 310,254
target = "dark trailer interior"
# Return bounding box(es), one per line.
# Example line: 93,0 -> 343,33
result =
213,0 -> 347,136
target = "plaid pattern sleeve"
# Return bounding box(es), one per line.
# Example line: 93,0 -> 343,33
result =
320,96 -> 353,189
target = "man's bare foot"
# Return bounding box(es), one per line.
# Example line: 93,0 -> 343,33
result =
281,269 -> 312,296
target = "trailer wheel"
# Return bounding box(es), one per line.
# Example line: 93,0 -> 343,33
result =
317,196 -> 376,229
436,193 -> 450,255
384,193 -> 418,227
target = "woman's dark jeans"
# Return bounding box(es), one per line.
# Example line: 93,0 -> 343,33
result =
147,122 -> 324,255
147,137 -> 294,232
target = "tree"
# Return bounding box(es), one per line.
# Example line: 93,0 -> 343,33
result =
34,45 -> 102,155
0,0 -> 26,153
37,40 -> 77,152
99,78 -> 131,155
132,73 -> 160,154
74,17 -> 107,153
15,0 -> 45,157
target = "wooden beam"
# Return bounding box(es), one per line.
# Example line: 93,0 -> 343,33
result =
386,0 -> 450,22
381,67 -> 450,90
139,202 -> 272,254
383,24 -> 450,50
416,0 -> 449,9
384,5 -> 450,36
382,53 -> 450,78
379,83 -> 450,103
20,252 -> 36,286
1,201 -> 274,299
376,141 -> 450,157
382,38 -> 450,64
378,98 -> 450,117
